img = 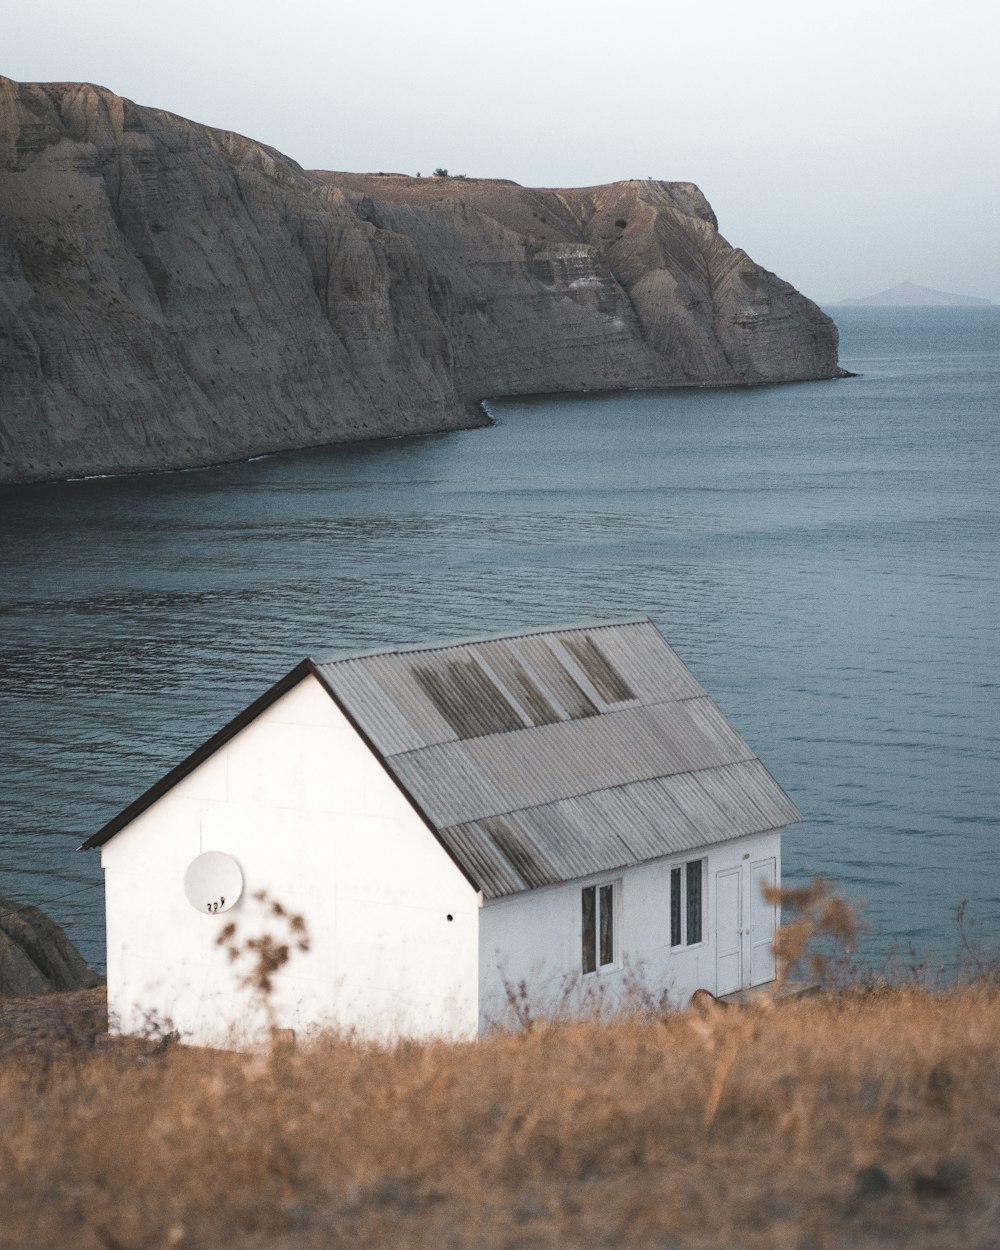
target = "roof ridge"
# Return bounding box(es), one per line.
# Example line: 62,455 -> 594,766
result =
311,616 -> 654,667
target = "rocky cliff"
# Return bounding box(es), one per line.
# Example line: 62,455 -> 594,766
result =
0,77 -> 843,485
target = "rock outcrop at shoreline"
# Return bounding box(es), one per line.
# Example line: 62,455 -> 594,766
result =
0,896 -> 101,996
0,77 -> 844,485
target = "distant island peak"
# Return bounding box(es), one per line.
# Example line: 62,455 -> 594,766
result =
836,281 -> 993,307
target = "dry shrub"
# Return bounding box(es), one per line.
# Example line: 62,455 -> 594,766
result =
216,891 -> 311,1000
954,899 -> 1000,984
215,890 -> 310,1042
2,983 -> 999,1249
764,874 -> 864,988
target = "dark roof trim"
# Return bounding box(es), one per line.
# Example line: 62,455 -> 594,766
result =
307,665 -> 483,896
78,660 -> 484,894
78,659 -> 314,850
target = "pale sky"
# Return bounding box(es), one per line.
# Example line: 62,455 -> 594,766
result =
5,0 -> 999,302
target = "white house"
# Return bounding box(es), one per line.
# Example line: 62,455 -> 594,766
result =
82,619 -> 801,1046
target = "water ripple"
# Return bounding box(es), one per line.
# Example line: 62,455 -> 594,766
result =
1,306 -> 998,971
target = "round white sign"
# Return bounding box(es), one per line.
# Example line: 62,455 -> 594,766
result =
184,851 -> 243,914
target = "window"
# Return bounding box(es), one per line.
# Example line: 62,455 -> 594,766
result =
582,880 -> 618,973
671,859 -> 704,947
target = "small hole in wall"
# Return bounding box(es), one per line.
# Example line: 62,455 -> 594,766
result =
446,914 -> 454,922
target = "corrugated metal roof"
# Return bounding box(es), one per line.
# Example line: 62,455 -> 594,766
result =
313,620 -> 802,899
435,759 -> 797,899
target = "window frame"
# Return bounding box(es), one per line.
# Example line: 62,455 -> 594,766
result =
581,876 -> 622,975
670,856 -> 706,950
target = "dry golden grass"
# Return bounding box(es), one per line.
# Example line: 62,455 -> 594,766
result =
2,983 -> 999,1249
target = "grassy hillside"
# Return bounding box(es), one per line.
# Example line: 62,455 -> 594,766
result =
2,982 -> 998,1249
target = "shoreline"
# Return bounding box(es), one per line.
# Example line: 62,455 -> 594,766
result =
0,372 -> 853,492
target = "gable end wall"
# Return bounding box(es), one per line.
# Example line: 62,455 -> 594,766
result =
101,674 -> 479,1045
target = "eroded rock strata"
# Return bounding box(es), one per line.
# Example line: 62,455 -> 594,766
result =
0,77 -> 843,485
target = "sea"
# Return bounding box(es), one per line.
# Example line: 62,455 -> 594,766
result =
1,305 -> 997,975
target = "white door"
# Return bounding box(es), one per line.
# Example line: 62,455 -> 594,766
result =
750,858 -> 777,986
715,867 -> 742,996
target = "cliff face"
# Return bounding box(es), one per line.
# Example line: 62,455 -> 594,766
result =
320,173 -> 840,396
0,77 -> 843,485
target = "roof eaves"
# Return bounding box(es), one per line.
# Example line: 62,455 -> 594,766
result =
435,758 -> 804,856
78,659 -> 314,851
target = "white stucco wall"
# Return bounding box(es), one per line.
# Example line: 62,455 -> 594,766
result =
478,830 -> 782,1030
101,675 -> 480,1047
